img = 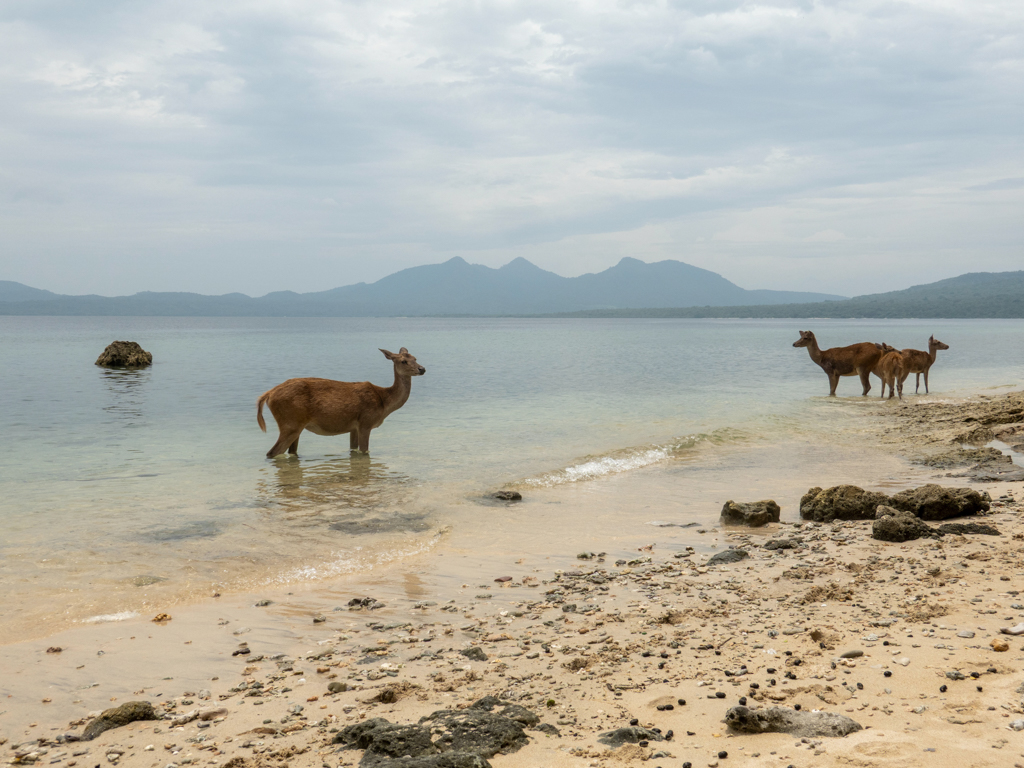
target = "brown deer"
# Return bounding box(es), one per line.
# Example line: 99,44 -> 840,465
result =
793,330 -> 883,396
898,335 -> 949,394
877,348 -> 904,400
256,348 -> 426,458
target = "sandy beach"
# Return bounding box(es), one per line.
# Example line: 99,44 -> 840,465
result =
5,391 -> 1024,768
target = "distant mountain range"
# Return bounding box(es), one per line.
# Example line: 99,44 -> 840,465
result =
0,257 -> 845,316
551,270 -> 1024,319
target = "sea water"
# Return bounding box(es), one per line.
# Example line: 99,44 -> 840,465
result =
1,317 -> 1021,639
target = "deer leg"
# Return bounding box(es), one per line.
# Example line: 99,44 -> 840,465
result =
915,373 -> 921,394
358,428 -> 371,454
859,369 -> 872,396
288,434 -> 300,455
923,370 -> 930,394
828,373 -> 839,396
268,428 -> 303,459
350,431 -> 359,450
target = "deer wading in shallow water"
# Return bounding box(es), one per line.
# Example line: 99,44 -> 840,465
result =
256,348 -> 426,458
793,330 -> 883,397
877,347 -> 905,400
899,335 -> 950,394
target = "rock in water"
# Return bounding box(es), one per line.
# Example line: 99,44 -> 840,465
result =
888,484 -> 990,520
82,701 -> 159,740
720,500 -> 781,527
799,485 -> 890,522
95,340 -> 152,368
707,549 -> 749,566
724,705 -> 862,737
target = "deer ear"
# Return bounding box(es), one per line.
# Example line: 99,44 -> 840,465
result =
380,348 -> 394,360
399,347 -> 409,354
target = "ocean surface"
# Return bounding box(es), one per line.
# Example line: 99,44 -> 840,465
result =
1,317 -> 1022,639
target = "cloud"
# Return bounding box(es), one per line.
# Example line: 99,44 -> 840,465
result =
0,1 -> 1022,296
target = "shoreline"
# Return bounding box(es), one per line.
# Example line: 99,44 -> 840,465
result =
4,390 -> 1024,768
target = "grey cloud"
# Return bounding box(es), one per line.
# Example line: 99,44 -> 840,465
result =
0,0 -> 1022,297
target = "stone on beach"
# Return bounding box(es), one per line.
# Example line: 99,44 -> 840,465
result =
706,548 -> 749,566
81,701 -> 159,740
888,484 -> 990,520
720,499 -> 781,527
597,726 -> 665,746
95,340 -> 152,368
724,705 -> 863,737
800,485 -> 890,522
872,506 -> 940,542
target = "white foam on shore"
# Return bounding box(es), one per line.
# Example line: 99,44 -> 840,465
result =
522,431 -> 744,488
81,610 -> 139,624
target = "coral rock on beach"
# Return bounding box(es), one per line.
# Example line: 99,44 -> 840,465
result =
724,705 -> 863,738
720,499 -> 780,527
800,485 -> 889,522
888,483 -> 990,520
95,340 -> 152,368
81,701 -> 159,740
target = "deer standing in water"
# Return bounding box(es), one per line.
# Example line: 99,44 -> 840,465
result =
793,330 -> 883,396
898,336 -> 949,394
256,348 -> 426,458
877,347 -> 905,400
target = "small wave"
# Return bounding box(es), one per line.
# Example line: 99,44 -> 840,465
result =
521,429 -> 747,488
81,610 -> 140,624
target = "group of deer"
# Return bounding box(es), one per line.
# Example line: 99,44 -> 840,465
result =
793,330 -> 949,400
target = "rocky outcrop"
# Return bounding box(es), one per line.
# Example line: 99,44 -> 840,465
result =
724,705 -> 862,737
799,485 -> 890,522
95,340 -> 152,368
82,701 -> 159,740
333,697 -> 541,768
720,499 -> 781,527
888,484 -> 990,520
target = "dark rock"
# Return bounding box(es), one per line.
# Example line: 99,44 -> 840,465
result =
460,647 -> 488,662
764,538 -> 796,551
889,484 -> 990,520
872,506 -> 940,542
707,549 -> 749,566
82,701 -> 159,740
328,682 -> 348,693
724,705 -> 862,737
799,486 -> 890,522
492,491 -> 522,501
720,500 -> 781,527
419,708 -> 529,758
95,341 -> 152,368
597,726 -> 665,746
470,696 -> 539,727
924,447 -> 1024,482
936,521 -> 1000,536
531,723 -> 560,736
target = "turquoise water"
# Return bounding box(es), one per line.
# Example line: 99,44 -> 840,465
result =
1,317 -> 1021,635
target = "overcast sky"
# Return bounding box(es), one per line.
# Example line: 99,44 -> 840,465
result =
1,0 -> 1021,298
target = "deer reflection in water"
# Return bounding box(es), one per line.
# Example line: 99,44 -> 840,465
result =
256,454 -> 431,536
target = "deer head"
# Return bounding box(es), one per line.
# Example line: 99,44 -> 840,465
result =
793,330 -> 816,348
380,347 -> 426,376
929,336 -> 949,351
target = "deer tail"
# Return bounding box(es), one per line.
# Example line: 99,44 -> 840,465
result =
256,390 -> 270,432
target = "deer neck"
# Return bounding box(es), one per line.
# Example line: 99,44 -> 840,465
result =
928,345 -> 939,365
382,367 -> 413,413
804,338 -> 825,367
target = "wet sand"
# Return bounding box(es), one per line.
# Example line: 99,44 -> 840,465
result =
4,391 -> 1024,768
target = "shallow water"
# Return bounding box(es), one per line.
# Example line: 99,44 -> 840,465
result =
0,317 -> 1021,640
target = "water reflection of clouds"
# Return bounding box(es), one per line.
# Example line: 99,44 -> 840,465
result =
100,368 -> 150,426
